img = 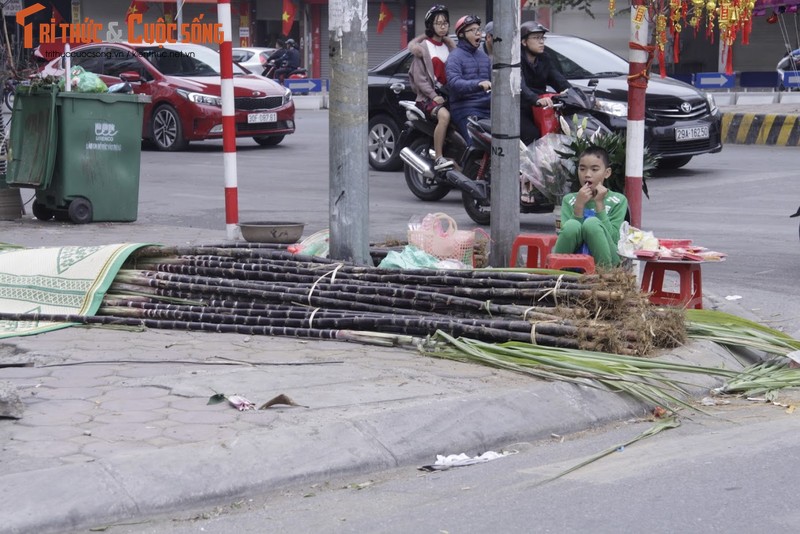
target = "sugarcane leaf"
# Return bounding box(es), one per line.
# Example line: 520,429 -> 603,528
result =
536,416 -> 681,486
207,393 -> 227,405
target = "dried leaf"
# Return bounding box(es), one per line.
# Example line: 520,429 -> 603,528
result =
258,393 -> 308,410
207,393 -> 227,405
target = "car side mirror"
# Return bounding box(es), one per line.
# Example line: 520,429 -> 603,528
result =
119,71 -> 142,83
588,78 -> 599,88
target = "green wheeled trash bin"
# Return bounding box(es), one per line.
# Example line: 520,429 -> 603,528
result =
6,86 -> 149,224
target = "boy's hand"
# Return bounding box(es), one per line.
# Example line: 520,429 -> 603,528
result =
479,81 -> 491,92
576,183 -> 594,205
594,183 -> 608,203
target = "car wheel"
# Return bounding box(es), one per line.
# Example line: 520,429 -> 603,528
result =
657,155 -> 692,170
68,197 -> 93,224
32,201 -> 53,221
253,135 -> 285,147
403,137 -> 451,201
368,114 -> 402,171
151,105 -> 188,151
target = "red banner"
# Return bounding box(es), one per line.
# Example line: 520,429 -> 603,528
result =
125,0 -> 150,23
282,0 -> 297,37
377,2 -> 393,34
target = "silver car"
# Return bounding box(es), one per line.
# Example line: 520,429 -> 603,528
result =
232,47 -> 277,75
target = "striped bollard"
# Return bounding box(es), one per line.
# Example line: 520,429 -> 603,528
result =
217,0 -> 239,240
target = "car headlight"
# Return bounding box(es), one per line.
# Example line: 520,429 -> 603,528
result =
176,89 -> 222,107
283,87 -> 292,105
594,98 -> 628,118
704,91 -> 718,114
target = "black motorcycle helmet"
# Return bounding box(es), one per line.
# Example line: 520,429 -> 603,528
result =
520,21 -> 549,41
455,14 -> 481,38
424,5 -> 449,38
285,39 -> 296,48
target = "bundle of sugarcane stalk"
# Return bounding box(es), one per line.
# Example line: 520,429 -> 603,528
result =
37,244 -> 678,356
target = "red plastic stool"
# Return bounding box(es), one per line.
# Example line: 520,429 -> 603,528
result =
510,234 -> 558,268
640,261 -> 703,309
544,253 -> 596,274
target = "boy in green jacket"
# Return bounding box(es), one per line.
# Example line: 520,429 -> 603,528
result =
553,146 -> 628,268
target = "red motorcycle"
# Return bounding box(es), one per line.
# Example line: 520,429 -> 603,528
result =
262,59 -> 308,85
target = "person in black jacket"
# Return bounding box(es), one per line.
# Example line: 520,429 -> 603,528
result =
519,22 -> 571,146
272,39 -> 301,84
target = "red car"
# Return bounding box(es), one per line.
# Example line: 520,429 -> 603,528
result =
42,42 -> 295,150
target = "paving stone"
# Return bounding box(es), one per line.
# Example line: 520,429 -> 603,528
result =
99,386 -> 172,401
27,386 -> 109,401
0,367 -> 53,379
80,439 -> 158,458
93,410 -> 164,424
161,423 -> 239,443
99,397 -> 169,412
91,422 -> 163,442
7,438 -> 82,459
20,400 -> 97,425
168,409 -> 241,425
48,365 -> 117,380
8,424 -> 83,442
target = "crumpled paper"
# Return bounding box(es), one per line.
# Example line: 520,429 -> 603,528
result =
419,450 -> 516,471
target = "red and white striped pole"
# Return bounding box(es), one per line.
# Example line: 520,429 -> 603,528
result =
625,1 -> 650,229
217,0 -> 239,240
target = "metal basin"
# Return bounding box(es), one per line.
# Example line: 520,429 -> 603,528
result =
239,221 -> 305,244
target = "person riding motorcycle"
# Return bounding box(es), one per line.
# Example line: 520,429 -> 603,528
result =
519,22 -> 571,146
270,39 -> 301,83
407,5 -> 457,171
445,14 -> 492,144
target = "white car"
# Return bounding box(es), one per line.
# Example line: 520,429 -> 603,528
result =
232,47 -> 277,75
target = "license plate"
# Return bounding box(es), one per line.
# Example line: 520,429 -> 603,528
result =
247,112 -> 277,124
675,126 -> 709,141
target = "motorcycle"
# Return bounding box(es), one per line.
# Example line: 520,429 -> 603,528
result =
777,48 -> 800,91
397,100 -> 471,201
447,85 -> 610,225
262,59 -> 308,85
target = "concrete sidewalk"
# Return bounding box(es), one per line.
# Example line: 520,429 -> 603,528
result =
0,251 -> 752,534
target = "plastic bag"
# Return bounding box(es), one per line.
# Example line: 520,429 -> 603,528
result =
59,65 -> 108,93
378,245 -> 440,269
617,221 -> 659,257
520,134 -> 573,204
287,229 -> 329,257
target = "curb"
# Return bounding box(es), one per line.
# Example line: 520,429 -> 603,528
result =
721,111 -> 800,146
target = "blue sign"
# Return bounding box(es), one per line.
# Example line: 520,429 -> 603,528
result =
694,72 -> 735,89
783,71 -> 800,88
284,78 -> 326,93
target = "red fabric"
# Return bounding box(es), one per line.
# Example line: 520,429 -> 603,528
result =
282,0 -> 297,37
125,0 -> 150,23
377,2 -> 394,34
725,46 -> 733,75
51,3 -> 66,25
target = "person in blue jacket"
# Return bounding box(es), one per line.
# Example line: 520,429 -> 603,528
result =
444,14 -> 492,143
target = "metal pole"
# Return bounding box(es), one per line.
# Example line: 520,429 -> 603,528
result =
489,1 -> 521,267
328,0 -> 370,265
218,0 -> 239,240
625,1 -> 649,229
177,0 -> 185,42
